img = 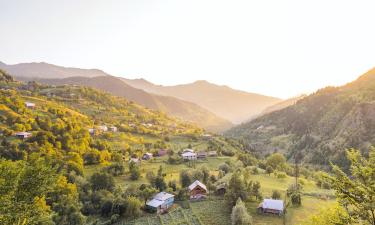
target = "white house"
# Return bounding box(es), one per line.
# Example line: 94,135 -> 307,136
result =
98,125 -> 108,132
182,149 -> 195,154
15,132 -> 32,139
129,158 -> 141,165
181,152 -> 197,160
25,102 -> 35,108
257,199 -> 284,215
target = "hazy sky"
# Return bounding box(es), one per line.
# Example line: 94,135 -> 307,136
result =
1,0 -> 375,98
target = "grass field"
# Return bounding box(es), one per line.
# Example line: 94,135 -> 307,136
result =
115,206 -> 203,225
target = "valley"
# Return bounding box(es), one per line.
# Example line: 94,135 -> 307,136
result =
0,69 -> 355,225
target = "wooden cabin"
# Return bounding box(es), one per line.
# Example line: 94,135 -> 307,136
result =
188,180 -> 208,200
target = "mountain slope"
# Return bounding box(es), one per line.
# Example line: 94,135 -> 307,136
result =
226,67 -> 375,169
122,78 -> 281,124
17,76 -> 232,132
258,95 -> 307,116
0,61 -> 109,78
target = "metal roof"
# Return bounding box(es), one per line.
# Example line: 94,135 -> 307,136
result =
146,199 -> 164,208
261,199 -> 284,211
188,180 -> 207,191
153,192 -> 174,201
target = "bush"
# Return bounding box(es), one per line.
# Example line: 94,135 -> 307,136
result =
276,171 -> 287,179
219,163 -> 230,174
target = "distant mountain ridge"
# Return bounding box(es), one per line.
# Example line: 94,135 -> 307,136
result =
122,78 -> 281,124
15,75 -> 233,132
0,61 -> 109,78
226,67 -> 375,169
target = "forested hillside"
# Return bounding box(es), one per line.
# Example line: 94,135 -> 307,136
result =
15,76 -> 233,132
226,68 -> 375,169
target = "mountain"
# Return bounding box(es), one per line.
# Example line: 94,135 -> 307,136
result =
258,95 -> 307,116
0,61 -> 108,78
122,78 -> 281,124
226,67 -> 375,169
16,76 -> 232,132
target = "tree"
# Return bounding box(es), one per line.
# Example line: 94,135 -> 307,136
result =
125,196 -> 142,219
266,153 -> 286,171
139,186 -> 158,204
180,170 -> 192,188
325,149 -> 375,224
225,172 -> 248,206
90,172 -> 115,192
231,198 -> 252,225
302,203 -> 353,225
0,157 -> 58,225
271,190 -> 281,200
266,166 -> 273,176
129,162 -> 140,180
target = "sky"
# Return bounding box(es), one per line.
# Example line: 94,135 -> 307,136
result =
1,0 -> 375,99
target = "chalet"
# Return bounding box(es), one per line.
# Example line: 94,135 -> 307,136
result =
208,151 -> 218,157
98,125 -> 108,132
146,192 -> 174,213
25,102 -> 35,108
129,158 -> 141,165
109,126 -> 118,132
188,180 -> 208,200
181,152 -> 197,160
216,183 -> 227,195
257,199 -> 284,216
142,152 -> 153,160
15,132 -> 32,139
197,151 -> 207,159
157,149 -> 167,157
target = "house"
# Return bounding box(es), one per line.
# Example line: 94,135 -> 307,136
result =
208,151 -> 218,157
88,128 -> 95,135
181,152 -> 197,160
142,152 -> 153,160
129,158 -> 141,165
146,192 -> 175,213
257,199 -> 284,216
216,183 -> 227,195
109,126 -> 118,132
98,125 -> 108,132
202,134 -> 213,140
188,180 -> 208,200
25,102 -> 35,108
197,151 -> 207,159
182,149 -> 195,154
15,132 -> 32,139
158,149 -> 167,157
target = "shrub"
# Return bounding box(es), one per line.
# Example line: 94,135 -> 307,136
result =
276,171 -> 287,179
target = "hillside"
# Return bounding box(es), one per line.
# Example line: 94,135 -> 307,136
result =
15,76 -> 233,132
226,67 -> 375,169
258,95 -> 307,116
122,78 -> 281,124
0,61 -> 109,78
0,61 -> 233,132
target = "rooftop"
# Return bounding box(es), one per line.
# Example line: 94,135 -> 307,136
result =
189,180 -> 207,191
261,199 -> 284,211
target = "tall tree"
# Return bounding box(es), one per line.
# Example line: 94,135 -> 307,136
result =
325,148 -> 375,225
231,198 -> 252,225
